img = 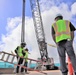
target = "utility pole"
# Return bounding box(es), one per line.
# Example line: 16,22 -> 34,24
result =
21,0 -> 26,43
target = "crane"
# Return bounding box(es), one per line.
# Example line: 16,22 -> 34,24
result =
21,0 -> 48,61
30,0 -> 48,61
22,0 -> 55,70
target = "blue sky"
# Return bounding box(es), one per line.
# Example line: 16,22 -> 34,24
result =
0,0 -> 31,40
0,0 -> 76,62
0,0 -> 76,40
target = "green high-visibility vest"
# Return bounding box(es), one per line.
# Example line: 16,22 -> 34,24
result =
52,20 -> 71,43
24,51 -> 28,62
17,46 -> 23,57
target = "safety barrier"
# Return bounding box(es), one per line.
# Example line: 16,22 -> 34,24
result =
68,57 -> 74,75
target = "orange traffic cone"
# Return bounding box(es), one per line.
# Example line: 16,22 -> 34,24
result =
68,57 -> 74,75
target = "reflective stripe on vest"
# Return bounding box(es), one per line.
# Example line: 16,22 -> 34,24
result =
52,20 -> 71,42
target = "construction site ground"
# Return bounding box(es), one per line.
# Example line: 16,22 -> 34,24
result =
0,68 -> 62,75
0,71 -> 62,75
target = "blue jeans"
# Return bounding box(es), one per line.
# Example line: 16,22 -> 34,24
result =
57,40 -> 76,75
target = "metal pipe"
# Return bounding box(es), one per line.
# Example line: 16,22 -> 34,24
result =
21,0 -> 25,43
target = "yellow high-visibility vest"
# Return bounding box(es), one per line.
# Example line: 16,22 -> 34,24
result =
17,46 -> 23,57
52,20 -> 71,43
24,51 -> 28,62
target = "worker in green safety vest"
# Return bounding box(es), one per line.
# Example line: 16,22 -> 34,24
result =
21,48 -> 29,74
14,42 -> 26,73
51,14 -> 76,75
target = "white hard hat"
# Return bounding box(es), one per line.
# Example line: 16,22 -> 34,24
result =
55,14 -> 63,20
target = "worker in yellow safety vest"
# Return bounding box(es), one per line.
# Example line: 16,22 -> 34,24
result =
51,14 -> 76,75
14,42 -> 26,73
21,48 -> 29,74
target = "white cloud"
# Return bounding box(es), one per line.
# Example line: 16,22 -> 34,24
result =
0,17 -> 22,52
0,1 -> 76,63
39,0 -> 55,11
71,2 -> 76,15
6,17 -> 21,32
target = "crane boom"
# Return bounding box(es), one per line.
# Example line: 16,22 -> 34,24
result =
30,0 -> 48,61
